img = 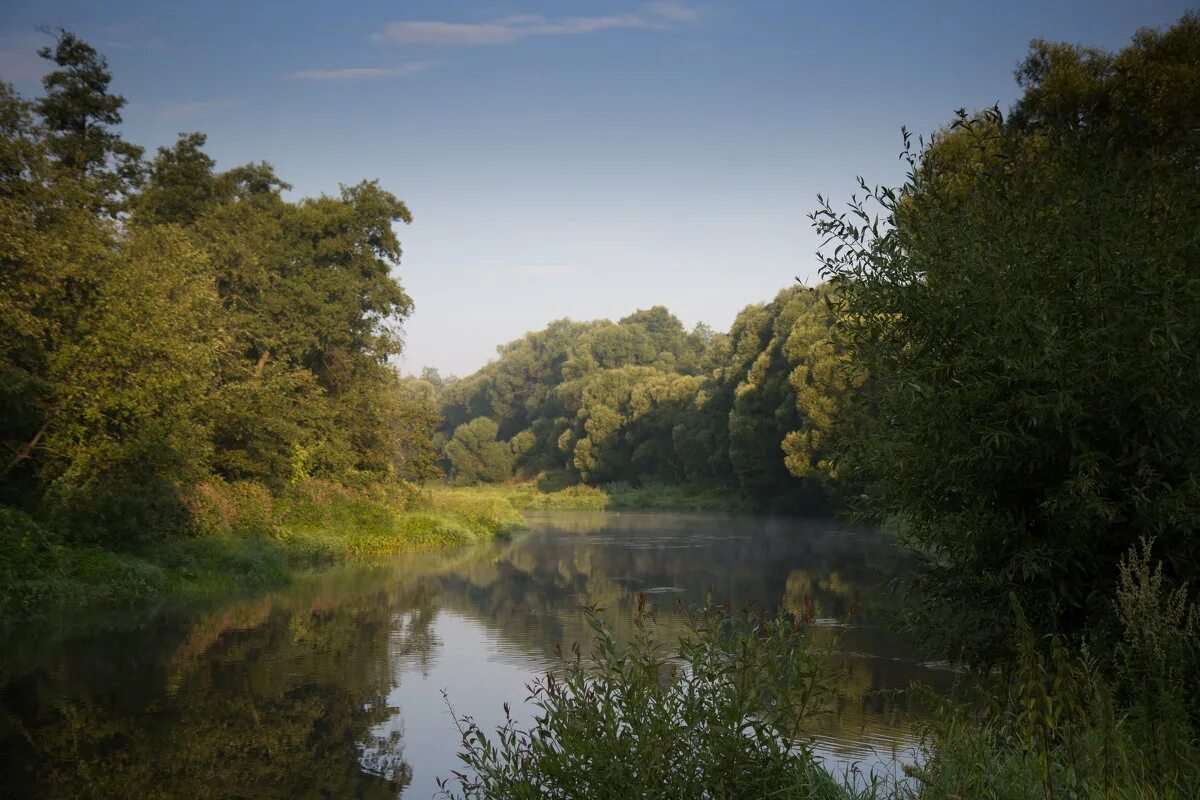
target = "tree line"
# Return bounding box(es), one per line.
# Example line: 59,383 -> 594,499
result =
421,289 -> 858,511
1,31 -> 440,546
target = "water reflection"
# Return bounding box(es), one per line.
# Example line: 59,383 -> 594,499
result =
0,567 -> 436,798
0,511 -> 946,798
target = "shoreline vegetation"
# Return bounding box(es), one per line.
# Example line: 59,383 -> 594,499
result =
0,480 -> 747,620
0,30 -> 771,627
442,571 -> 1200,800
0,480 -> 508,619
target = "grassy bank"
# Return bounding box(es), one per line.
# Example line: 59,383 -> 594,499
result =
442,481 -> 748,513
0,479 -> 746,622
0,479 -> 526,621
429,483 -> 611,511
603,482 -> 746,512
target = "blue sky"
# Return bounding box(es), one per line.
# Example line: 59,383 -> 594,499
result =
1,1 -> 1191,375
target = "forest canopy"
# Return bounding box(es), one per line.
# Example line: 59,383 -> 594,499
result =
0,31 -> 440,545
425,289 -> 856,510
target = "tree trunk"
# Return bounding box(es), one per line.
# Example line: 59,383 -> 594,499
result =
0,418 -> 51,481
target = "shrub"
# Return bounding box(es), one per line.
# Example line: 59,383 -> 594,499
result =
186,479 -> 277,537
438,600 -> 854,800
428,489 -> 525,537
522,484 -> 609,511
909,544 -> 1200,799
1111,538 -> 1200,772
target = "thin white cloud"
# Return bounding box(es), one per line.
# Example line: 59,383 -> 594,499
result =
373,3 -> 698,47
159,99 -> 239,120
644,1 -> 701,23
291,61 -> 432,81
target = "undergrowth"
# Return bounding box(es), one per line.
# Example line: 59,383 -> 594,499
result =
441,480 -> 746,512
431,483 -> 610,511
908,539 -> 1200,800
0,478 -> 525,621
603,482 -> 746,512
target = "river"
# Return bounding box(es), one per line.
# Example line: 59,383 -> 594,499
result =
0,510 -> 951,798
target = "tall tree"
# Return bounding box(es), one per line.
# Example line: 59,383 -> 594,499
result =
43,228 -> 222,540
1,32 -> 430,543
0,81 -> 114,506
35,28 -> 143,211
136,132 -> 217,225
816,13 -> 1200,666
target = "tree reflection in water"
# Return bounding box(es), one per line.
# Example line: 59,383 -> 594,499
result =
0,511 -> 949,798
0,567 -> 440,799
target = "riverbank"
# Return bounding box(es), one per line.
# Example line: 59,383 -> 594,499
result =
445,481 -> 749,513
0,479 -> 540,621
0,479 -> 752,623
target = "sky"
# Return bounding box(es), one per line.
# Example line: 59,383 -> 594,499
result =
1,0 -> 1191,376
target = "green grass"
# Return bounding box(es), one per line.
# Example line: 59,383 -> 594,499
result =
436,480 -> 747,512
603,481 -> 746,512
432,482 -> 610,511
904,714 -> 1200,800
0,479 -> 526,622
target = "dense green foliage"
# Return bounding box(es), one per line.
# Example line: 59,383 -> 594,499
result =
911,542 -> 1200,800
816,13 -> 1200,669
445,417 -> 518,485
440,600 -> 855,800
3,15 -> 1200,799
1,33 -> 440,554
432,291 -> 856,510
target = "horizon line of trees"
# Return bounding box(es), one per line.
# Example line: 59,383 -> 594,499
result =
417,288 -> 859,511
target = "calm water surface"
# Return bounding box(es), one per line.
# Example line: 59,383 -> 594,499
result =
0,511 -> 952,798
